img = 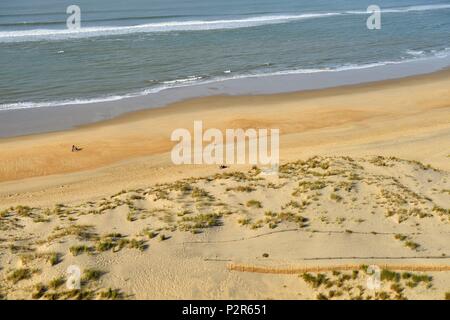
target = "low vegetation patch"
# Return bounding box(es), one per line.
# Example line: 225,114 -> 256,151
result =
7,268 -> 34,284
98,288 -> 124,300
246,200 -> 262,208
82,269 -> 104,282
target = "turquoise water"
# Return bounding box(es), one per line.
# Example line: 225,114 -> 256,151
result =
0,0 -> 449,110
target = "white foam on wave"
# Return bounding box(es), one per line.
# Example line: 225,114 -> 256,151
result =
388,4 -> 450,12
346,3 -> 450,14
406,50 -> 425,57
1,48 -> 449,112
0,13 -> 340,43
162,75 -> 203,85
0,95 -> 128,111
2,3 -> 450,43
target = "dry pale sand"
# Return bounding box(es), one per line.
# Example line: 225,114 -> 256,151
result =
0,70 -> 449,300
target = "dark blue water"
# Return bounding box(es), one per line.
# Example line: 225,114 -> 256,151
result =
0,0 -> 449,110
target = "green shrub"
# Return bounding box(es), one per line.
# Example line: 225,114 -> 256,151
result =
405,241 -> 420,251
82,269 -> 103,282
301,273 -> 330,288
69,245 -> 92,256
380,270 -> 400,282
330,193 -> 342,202
7,268 -> 32,284
49,276 -> 66,290
99,288 -> 124,300
395,234 -> 408,241
246,200 -> 262,208
144,229 -> 158,239
31,283 -> 47,299
47,252 -> 61,266
238,218 -> 251,225
159,234 -> 169,241
96,239 -> 115,252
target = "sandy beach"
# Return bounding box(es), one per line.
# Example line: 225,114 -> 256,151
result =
1,69 -> 449,204
0,70 -> 449,300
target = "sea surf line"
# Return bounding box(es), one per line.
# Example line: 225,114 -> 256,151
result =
1,3 -> 450,42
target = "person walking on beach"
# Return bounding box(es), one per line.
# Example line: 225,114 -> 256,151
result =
72,145 -> 82,152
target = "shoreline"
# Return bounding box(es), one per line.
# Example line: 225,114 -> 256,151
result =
1,54 -> 450,138
0,67 -> 449,207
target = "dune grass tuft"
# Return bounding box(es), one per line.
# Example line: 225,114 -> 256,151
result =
246,200 -> 262,208
98,288 -> 124,300
7,268 -> 33,284
82,269 -> 104,282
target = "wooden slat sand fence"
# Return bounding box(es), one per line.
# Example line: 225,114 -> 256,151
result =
227,263 -> 450,274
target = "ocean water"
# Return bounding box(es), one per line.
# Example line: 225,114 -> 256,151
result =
0,0 -> 449,111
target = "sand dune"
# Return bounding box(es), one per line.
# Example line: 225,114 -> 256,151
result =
0,155 -> 449,299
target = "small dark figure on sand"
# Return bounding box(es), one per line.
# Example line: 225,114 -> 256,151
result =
72,145 -> 82,152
